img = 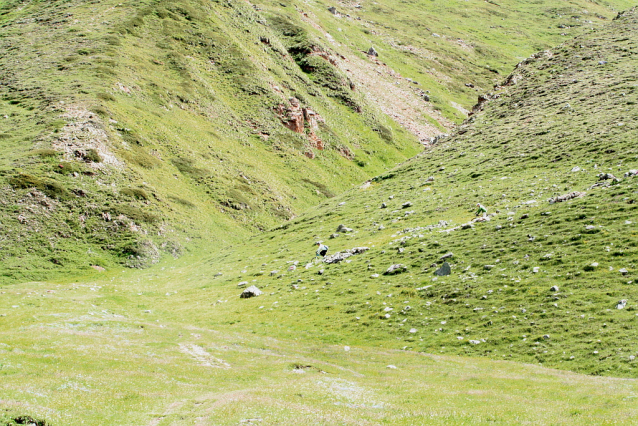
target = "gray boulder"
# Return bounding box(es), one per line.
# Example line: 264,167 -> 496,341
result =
336,224 -> 353,233
240,285 -> 262,298
384,264 -> 407,275
434,262 -> 451,276
323,247 -> 369,264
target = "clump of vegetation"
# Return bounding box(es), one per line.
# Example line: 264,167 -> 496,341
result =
120,187 -> 149,200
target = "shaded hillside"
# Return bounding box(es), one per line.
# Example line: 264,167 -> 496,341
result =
0,0 -> 633,284
198,8 -> 638,377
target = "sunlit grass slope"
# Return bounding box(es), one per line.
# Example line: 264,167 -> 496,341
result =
197,8 -> 638,378
0,267 -> 637,425
0,0 -> 633,284
3,7 -> 638,425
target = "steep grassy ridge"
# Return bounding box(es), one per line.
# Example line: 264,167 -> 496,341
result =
194,9 -> 638,378
0,0 -> 633,284
0,0 -> 419,284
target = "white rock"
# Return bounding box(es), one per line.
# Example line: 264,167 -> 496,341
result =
409,328 -> 417,333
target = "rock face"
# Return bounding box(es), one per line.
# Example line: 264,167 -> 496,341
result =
240,285 -> 262,298
323,247 -> 369,264
434,262 -> 451,276
274,97 -> 324,150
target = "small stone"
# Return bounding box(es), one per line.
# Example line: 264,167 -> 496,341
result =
469,340 -> 481,345
344,346 -> 350,351
380,202 -> 387,209
550,285 -> 559,292
484,265 -> 495,270
435,262 -> 452,276
620,268 -> 629,275
533,267 -> 540,273
409,328 -> 417,333
336,224 -> 353,233
384,314 -> 391,319
439,252 -> 453,261
402,202 -> 412,208
616,299 -> 627,309
543,334 -> 550,340
387,365 -> 397,369
238,281 -> 248,287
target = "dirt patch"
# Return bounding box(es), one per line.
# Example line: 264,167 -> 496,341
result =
51,105 -> 123,169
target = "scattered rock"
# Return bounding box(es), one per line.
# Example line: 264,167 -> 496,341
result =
549,192 -> 586,204
598,172 -> 620,182
387,364 -> 397,369
318,269 -> 324,275
469,340 -> 481,345
550,285 -> 559,292
323,247 -> 369,264
439,252 -> 453,261
367,46 -> 378,57
584,262 -> 599,271
617,299 -> 627,309
91,265 -> 106,272
533,267 -> 540,273
240,285 -> 262,298
520,214 -> 529,219
624,169 -> 638,178
380,202 -> 387,209
329,233 -> 340,239
402,202 -> 413,209
328,6 -> 338,14
397,247 -> 404,254
409,328 -> 417,333
238,281 -> 248,287
620,268 -> 629,275
571,166 -> 581,172
543,334 -> 550,340
384,264 -> 407,275
484,265 -> 495,271
270,270 -> 279,276
336,224 -> 353,233
461,223 -> 474,229
435,262 -> 452,276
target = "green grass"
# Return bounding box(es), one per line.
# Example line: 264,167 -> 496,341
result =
2,1 -> 638,424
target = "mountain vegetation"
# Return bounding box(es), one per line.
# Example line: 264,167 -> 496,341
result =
1,0 -> 633,283
1,0 -> 638,425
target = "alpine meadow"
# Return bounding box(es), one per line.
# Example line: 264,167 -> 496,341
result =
1,0 -> 638,425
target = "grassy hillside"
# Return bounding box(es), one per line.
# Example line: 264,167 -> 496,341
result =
0,0 -> 634,284
2,4 -> 638,426
194,7 -> 638,378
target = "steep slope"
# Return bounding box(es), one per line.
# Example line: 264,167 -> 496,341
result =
197,8 -> 638,377
0,0 -> 633,284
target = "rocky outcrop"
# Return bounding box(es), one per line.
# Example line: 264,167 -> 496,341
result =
275,97 -> 324,151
